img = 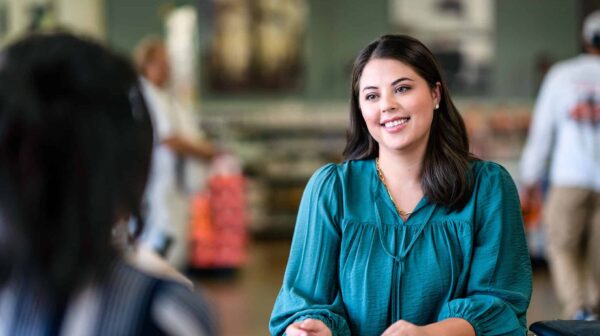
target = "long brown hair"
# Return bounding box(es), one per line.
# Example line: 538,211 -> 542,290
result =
343,34 -> 476,211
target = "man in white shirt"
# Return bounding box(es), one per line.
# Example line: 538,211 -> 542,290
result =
520,10 -> 600,320
134,38 -> 215,270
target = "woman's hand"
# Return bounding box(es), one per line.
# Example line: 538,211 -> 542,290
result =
381,320 -> 431,336
285,318 -> 332,336
382,318 -> 474,336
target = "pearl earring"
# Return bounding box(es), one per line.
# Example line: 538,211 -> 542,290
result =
435,103 -> 439,110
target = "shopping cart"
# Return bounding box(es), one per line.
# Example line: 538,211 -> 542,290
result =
529,320 -> 600,335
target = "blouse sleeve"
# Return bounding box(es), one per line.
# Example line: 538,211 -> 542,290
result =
269,164 -> 351,336
438,163 -> 533,335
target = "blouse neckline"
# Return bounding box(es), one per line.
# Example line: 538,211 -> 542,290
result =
369,158 -> 429,224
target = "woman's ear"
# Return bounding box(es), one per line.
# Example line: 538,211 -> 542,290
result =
432,82 -> 442,107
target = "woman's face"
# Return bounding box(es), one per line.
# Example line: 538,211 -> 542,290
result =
358,58 -> 440,157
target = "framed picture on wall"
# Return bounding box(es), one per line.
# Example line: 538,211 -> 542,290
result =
202,0 -> 307,93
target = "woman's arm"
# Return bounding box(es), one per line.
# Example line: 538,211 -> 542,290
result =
269,164 -> 351,336
436,163 -> 533,336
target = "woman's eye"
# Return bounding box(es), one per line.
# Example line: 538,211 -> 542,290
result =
365,93 -> 377,101
395,86 -> 410,94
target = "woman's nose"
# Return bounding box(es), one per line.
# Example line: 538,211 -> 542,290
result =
380,91 -> 398,113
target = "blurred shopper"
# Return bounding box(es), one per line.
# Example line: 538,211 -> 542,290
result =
519,10 -> 600,321
270,34 -> 532,336
134,37 -> 215,270
0,32 -> 216,335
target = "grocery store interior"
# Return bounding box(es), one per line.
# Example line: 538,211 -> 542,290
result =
1,0 -> 599,335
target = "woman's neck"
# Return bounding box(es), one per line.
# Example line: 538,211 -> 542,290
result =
377,148 -> 424,188
376,148 -> 425,219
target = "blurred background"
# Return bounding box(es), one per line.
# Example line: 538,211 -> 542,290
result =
0,0 -> 598,334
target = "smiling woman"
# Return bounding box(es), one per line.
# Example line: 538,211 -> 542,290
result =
358,59 -> 439,184
269,35 -> 532,336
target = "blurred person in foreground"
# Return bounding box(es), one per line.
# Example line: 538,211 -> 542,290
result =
0,32 -> 216,335
133,37 -> 216,270
519,10 -> 600,321
270,34 -> 532,336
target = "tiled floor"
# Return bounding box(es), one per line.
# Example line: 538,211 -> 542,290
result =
193,240 -> 560,336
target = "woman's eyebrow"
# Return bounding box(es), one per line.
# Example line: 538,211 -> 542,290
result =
362,77 -> 414,91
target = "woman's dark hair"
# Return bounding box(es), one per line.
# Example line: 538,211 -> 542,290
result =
0,32 -> 153,299
343,34 -> 476,211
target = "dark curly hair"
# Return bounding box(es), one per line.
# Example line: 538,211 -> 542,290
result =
0,32 -> 153,300
343,34 -> 477,211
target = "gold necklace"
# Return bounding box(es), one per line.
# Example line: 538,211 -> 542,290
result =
375,157 -> 412,218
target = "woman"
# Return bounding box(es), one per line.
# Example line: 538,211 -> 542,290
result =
0,32 -> 216,335
270,35 -> 532,336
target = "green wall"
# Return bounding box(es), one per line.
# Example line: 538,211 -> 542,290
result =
304,0 -> 390,100
105,0 -> 195,54
493,0 -> 580,98
104,0 -> 582,100
104,0 -> 389,101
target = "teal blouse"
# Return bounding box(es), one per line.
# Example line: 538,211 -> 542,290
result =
269,160 -> 532,336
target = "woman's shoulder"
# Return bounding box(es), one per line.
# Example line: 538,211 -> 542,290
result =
309,159 -> 373,184
470,159 -> 518,191
113,261 -> 205,307
470,159 -> 511,179
151,280 -> 217,333
116,262 -> 217,334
